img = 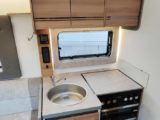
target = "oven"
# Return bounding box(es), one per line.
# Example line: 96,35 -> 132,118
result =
98,89 -> 142,120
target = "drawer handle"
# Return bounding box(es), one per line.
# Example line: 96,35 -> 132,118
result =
106,16 -> 111,20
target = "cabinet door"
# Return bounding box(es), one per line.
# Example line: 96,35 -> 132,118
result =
105,0 -> 141,26
106,0 -> 141,17
71,0 -> 104,18
57,112 -> 99,120
32,0 -> 70,18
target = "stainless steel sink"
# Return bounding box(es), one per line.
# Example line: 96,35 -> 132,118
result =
47,84 -> 86,106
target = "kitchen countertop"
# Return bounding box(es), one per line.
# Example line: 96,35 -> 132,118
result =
42,74 -> 101,119
82,70 -> 143,96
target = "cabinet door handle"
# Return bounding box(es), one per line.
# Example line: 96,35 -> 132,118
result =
106,16 -> 111,20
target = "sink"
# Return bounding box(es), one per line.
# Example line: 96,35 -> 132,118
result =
47,84 -> 86,106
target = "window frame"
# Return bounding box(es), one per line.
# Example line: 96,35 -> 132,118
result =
57,31 -> 113,60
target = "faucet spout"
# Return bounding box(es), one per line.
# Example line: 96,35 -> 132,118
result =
51,76 -> 56,87
50,76 -> 67,87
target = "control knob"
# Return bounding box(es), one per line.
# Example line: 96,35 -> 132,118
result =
124,97 -> 128,102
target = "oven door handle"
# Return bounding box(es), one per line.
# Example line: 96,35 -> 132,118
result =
125,117 -> 137,120
101,103 -> 139,113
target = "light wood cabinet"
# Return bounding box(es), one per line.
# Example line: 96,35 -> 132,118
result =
56,112 -> 99,120
32,0 -> 70,18
105,0 -> 142,26
71,19 -> 104,28
35,20 -> 71,29
106,0 -> 141,17
31,0 -> 142,29
71,0 -> 104,18
105,17 -> 138,27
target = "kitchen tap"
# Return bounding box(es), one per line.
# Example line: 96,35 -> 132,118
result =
51,76 -> 56,87
51,76 -> 66,87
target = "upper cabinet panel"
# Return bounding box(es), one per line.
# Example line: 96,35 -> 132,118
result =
106,0 -> 141,17
31,0 -> 142,29
71,0 -> 105,18
32,0 -> 70,18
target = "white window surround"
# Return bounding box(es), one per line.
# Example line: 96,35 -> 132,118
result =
50,27 -> 119,69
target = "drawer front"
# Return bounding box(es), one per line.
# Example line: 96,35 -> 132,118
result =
72,19 -> 104,28
58,112 -> 99,120
105,17 -> 138,27
35,20 -> 71,29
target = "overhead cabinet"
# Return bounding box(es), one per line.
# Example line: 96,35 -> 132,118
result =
31,0 -> 142,29
32,0 -> 70,18
105,0 -> 142,26
71,0 -> 104,18
71,0 -> 105,28
106,0 -> 141,17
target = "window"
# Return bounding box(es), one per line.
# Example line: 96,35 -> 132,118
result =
58,31 -> 113,60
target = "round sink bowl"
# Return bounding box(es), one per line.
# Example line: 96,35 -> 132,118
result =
47,84 -> 86,106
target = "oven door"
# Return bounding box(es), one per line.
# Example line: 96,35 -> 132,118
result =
101,104 -> 139,120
